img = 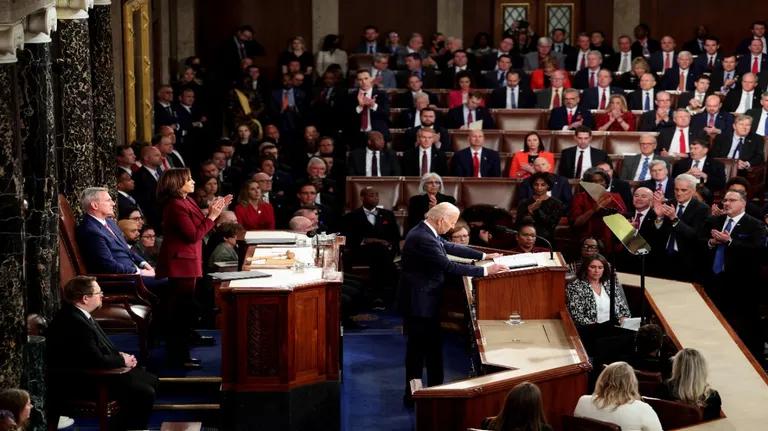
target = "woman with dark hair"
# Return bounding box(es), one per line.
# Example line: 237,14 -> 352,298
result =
484,382 -> 552,431
448,71 -> 484,109
0,389 -> 31,430
135,226 -> 161,267
529,56 -> 572,90
468,32 -> 493,58
279,36 -> 314,75
566,254 -> 631,327
234,179 -> 275,230
156,168 -> 232,368
315,34 -> 348,76
508,132 -> 555,179
515,172 -> 563,243
569,167 -> 627,252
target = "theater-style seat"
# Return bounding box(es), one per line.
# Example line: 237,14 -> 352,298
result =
491,108 -> 547,130
402,176 -> 462,205
459,178 -> 518,210
389,128 -> 408,151
642,396 -> 704,429
502,130 -> 554,153
450,129 -> 503,152
606,131 -> 658,154
345,176 -> 403,211
348,53 -> 374,71
552,131 -> 607,153
562,415 -> 621,431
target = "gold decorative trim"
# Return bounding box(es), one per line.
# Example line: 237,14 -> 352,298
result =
122,0 -> 152,144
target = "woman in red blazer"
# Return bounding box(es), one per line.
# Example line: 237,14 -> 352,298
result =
234,179 -> 275,230
508,132 -> 555,179
595,94 -> 636,132
156,168 -> 232,368
448,71 -> 485,109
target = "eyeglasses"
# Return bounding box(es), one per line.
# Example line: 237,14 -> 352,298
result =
129,216 -> 143,221
141,234 -> 156,239
451,234 -> 469,240
88,291 -> 104,297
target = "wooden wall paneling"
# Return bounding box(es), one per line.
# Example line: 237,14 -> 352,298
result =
583,0 -> 613,45
338,0 -> 438,54
466,0 -> 496,50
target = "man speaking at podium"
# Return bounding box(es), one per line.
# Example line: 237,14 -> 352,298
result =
399,202 -> 508,406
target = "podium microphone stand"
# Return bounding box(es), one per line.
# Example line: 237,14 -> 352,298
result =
603,214 -> 652,325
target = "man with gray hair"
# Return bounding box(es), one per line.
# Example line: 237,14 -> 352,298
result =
288,216 -> 313,234
371,53 -> 397,89
661,51 -> 695,91
652,173 -> 710,280
400,202 -> 507,406
523,36 -> 565,71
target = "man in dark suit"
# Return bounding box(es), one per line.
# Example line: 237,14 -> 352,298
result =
572,51 -> 605,90
269,73 -> 308,146
440,49 -> 478,89
487,70 -> 535,109
403,107 -> 450,150
638,91 -> 674,132
347,131 -> 401,176
651,173 -> 710,280
722,73 -> 760,114
482,35 -> 521,70
736,39 -> 768,75
557,126 -> 608,179
628,73 -> 658,111
746,91 -> 768,137
356,25 -> 389,54
450,129 -> 501,177
401,128 -> 448,176
565,33 -> 592,72
619,135 -> 670,181
691,94 -> 733,139
609,35 -> 633,74
219,25 -> 264,79
693,36 -> 723,73
660,51 -> 697,92
735,20 -> 767,55
548,89 -> 595,130
552,28 -> 577,60
648,36 -> 677,73
398,93 -> 431,129
579,69 -> 622,110
132,146 -> 164,233
393,74 -> 438,109
399,203 -> 507,405
174,87 -> 207,158
517,157 -> 573,211
671,139 -> 726,192
619,187 -> 660,273
709,55 -> 739,95
657,109 -> 695,156
682,25 -> 708,56
398,54 -> 438,88
640,160 -> 675,200
482,55 -> 513,89
342,187 -> 400,305
153,85 -> 179,134
630,24 -> 661,59
47,276 -> 158,430
444,92 -> 495,129
116,170 -> 140,219
702,190 -> 766,363
712,114 -> 766,173
347,69 -> 390,146
535,70 -> 568,109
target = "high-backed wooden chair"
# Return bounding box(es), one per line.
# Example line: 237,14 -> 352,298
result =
345,176 -> 403,211
459,179 -> 518,210
502,130 -> 554,152
389,128 -> 409,151
47,367 -> 130,431
635,369 -> 663,396
58,194 -> 154,360
491,108 -> 547,130
562,415 -> 622,431
642,396 -> 704,429
450,129 -> 503,152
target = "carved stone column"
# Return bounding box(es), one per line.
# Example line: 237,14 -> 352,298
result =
89,0 -> 115,188
19,6 -> 59,322
53,0 -> 94,212
0,21 -> 27,389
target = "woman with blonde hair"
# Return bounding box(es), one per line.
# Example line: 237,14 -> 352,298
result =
659,348 -> 721,419
574,362 -> 662,430
596,94 -> 636,131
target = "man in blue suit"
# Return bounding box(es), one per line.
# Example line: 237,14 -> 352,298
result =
76,187 -> 164,290
399,203 -> 507,406
450,129 -> 502,177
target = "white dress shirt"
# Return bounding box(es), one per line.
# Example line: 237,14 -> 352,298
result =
633,155 -> 654,181
618,51 -> 632,73
355,88 -> 379,131
364,148 -> 381,176
593,285 -> 611,323
574,147 -> 593,177
670,127 -> 690,154
576,51 -> 589,69
736,90 -> 754,113
757,109 -> 768,136
462,106 -> 478,126
506,86 -> 519,109
727,134 -> 747,159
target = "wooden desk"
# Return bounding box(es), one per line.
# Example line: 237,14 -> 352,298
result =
619,273 -> 768,430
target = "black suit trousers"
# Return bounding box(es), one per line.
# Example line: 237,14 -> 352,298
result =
112,368 -> 158,430
165,277 -> 199,362
405,316 -> 444,392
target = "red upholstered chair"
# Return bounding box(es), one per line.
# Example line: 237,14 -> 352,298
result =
562,415 -> 621,431
642,396 -> 704,429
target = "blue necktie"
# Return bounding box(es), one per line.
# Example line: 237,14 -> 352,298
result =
665,204 -> 685,254
638,157 -> 650,180
764,116 -> 768,136
712,218 -> 734,274
644,92 -> 651,111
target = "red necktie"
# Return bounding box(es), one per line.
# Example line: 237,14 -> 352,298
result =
421,150 -> 428,175
580,54 -> 586,70
360,92 -> 369,130
599,89 -> 607,109
707,114 -> 715,128
466,110 -> 474,125
678,71 -> 685,91
708,56 -> 714,69
678,129 -> 686,153
567,110 -> 573,125
575,150 -> 584,178
752,56 -> 759,74
589,72 -> 595,88
664,53 -> 671,70
472,151 -> 480,177
632,213 -> 642,229
552,89 -> 561,108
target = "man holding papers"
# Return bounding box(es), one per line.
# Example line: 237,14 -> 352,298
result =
399,203 -> 507,406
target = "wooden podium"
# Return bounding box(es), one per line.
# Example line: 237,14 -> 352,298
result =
413,252 -> 591,431
217,237 -> 342,431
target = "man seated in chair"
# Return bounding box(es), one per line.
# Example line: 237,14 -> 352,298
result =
76,187 -> 165,291
712,114 -> 766,175
47,276 -> 158,431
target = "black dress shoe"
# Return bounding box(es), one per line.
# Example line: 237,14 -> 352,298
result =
190,335 -> 216,346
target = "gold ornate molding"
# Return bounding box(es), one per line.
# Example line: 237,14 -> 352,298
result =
123,0 -> 152,144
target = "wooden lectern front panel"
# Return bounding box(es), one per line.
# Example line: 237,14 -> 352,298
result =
291,287 -> 326,384
474,270 -> 566,320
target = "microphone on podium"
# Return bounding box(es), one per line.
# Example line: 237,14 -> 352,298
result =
491,225 -> 555,261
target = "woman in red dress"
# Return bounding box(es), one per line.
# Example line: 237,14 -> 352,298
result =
569,167 -> 627,253
448,71 -> 485,109
156,168 -> 232,368
595,94 -> 636,132
529,56 -> 572,90
234,179 -> 275,230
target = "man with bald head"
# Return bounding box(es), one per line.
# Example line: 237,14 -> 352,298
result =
619,187 -> 659,273
517,156 -> 573,210
691,94 -> 734,138
449,129 -> 501,177
288,216 -> 313,234
400,202 -> 507,406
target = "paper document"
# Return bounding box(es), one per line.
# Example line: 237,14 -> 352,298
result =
620,317 -> 641,331
468,120 -> 484,130
492,253 -> 538,269
579,180 -> 608,202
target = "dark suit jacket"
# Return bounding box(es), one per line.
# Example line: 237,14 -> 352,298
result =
132,166 -> 161,233
535,88 -> 564,109
745,107 -> 768,134
441,67 -> 479,89
398,222 -> 484,318
517,173 -> 573,211
397,69 -> 438,89
657,127 -> 697,154
648,50 -> 677,73
487,86 -> 535,109
654,198 -> 710,271
628,89 -> 658,111
444,106 -> 496,129
565,50 -> 590,72
407,193 -> 456,232
355,41 -> 389,54
638,110 -> 674,132
557,146 -> 609,179
117,192 -> 140,220
547,106 -> 595,130
346,87 -> 390,140
341,207 -> 400,254
404,125 -> 450,150
450,147 -> 501,177
691,110 -> 734,137
661,66 -> 697,91
701,213 -> 766,280
693,53 -> 723,73
631,39 -> 661,59
619,154 -> 669,181
708,69 -> 739,94
579,86 -> 624,110
736,53 -> 768,75
76,215 -> 145,274
608,178 -> 634,211
392,90 -> 438,109
346,148 -> 401,176
722,88 -> 760,113
482,69 -> 508,88
571,68 -> 601,90
640,178 -> 675,200
47,303 -> 125,370
712,132 -> 765,166
153,102 -> 178,132
401,146 -> 448,176
671,157 -> 726,191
